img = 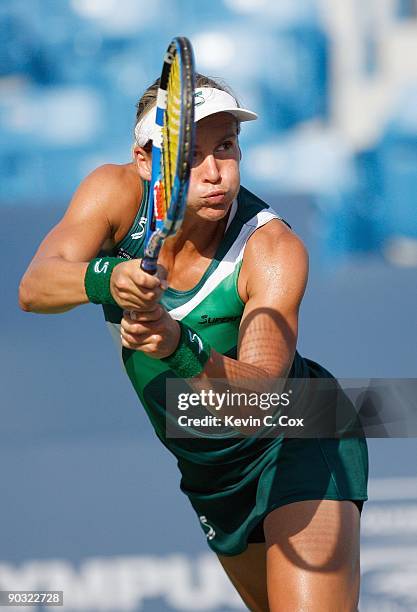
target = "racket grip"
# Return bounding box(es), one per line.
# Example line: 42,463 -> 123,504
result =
140,256 -> 158,275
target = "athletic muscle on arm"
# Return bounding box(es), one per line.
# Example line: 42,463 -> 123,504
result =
208,219 -> 308,381
19,164 -> 164,315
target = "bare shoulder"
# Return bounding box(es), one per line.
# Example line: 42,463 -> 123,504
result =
239,218 -> 309,302
85,162 -> 139,187
69,162 -> 140,212
65,162 -> 142,244
243,217 -> 308,271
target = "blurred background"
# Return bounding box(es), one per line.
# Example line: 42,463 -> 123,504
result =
1,0 -> 416,610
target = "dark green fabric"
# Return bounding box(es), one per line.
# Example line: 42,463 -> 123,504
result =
177,357 -> 368,556
103,184 -> 368,556
85,257 -> 124,305
161,322 -> 211,378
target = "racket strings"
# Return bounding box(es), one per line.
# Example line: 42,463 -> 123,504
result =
142,37 -> 194,271
163,54 -> 181,214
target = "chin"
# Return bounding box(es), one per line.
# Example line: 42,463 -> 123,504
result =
199,207 -> 230,222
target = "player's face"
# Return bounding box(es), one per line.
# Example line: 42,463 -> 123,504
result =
185,112 -> 241,222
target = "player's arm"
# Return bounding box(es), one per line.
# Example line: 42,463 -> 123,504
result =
19,165 -> 114,314
18,164 -> 163,314
202,219 -> 309,382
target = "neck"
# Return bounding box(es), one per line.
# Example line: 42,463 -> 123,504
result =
163,215 -> 228,257
162,211 -> 230,258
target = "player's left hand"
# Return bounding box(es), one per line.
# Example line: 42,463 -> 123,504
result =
120,306 -> 180,358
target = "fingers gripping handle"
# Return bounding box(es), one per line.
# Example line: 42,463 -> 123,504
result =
140,257 -> 158,275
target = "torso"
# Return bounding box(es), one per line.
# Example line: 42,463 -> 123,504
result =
102,185 -> 303,455
103,168 -> 286,304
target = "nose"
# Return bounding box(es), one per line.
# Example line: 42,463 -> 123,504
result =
201,153 -> 221,183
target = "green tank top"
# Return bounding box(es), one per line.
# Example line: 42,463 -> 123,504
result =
103,184 -> 310,465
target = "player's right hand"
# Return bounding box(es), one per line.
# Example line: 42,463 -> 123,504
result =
109,259 -> 167,311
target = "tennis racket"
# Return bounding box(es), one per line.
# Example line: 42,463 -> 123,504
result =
140,36 -> 195,275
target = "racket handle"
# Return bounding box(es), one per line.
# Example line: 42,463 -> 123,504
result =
140,256 -> 158,275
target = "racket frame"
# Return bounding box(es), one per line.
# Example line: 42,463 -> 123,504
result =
141,37 -> 195,275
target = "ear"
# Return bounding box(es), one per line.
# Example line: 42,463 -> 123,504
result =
133,146 -> 152,181
238,144 -> 242,161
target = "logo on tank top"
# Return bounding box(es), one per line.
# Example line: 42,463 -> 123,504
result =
199,515 -> 216,540
131,217 -> 147,240
198,314 -> 240,326
116,248 -> 133,260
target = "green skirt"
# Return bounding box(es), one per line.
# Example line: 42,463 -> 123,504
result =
179,435 -> 368,556
177,356 -> 368,556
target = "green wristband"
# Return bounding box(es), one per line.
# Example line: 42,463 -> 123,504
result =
162,322 -> 211,378
84,257 -> 124,306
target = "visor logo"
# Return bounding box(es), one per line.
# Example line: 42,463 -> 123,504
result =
194,91 -> 205,107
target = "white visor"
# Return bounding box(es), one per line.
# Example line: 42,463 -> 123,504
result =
134,87 -> 258,146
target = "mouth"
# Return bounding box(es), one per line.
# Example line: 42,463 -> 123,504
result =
202,191 -> 227,205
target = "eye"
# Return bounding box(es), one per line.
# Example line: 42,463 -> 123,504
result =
217,140 -> 234,152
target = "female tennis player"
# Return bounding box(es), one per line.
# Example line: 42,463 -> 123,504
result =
19,74 -> 368,611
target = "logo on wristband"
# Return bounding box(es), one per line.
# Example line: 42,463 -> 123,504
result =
187,329 -> 203,354
93,259 -> 110,274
